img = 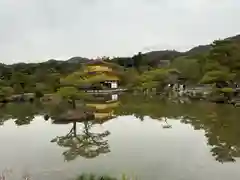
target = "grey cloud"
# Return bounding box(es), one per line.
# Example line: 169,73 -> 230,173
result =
0,0 -> 240,63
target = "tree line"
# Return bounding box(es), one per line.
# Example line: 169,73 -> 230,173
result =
0,34 -> 240,101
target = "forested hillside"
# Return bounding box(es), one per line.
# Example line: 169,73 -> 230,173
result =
0,34 -> 240,99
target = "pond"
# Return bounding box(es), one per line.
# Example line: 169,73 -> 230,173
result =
1,94 -> 240,180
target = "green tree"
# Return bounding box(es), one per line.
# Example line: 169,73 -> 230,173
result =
132,52 -> 143,71
57,71 -> 90,109
46,73 -> 61,92
171,56 -> 202,82
0,86 -> 14,100
10,72 -> 35,93
35,83 -> 49,93
200,71 -> 235,84
57,87 -> 86,109
201,39 -> 240,85
60,71 -> 86,86
0,79 -> 9,86
120,68 -> 140,89
136,68 -> 179,91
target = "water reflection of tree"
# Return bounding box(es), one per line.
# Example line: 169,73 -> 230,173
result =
0,103 -> 42,126
162,117 -> 172,129
115,95 -> 183,120
74,174 -> 118,180
51,120 -> 110,161
182,105 -> 240,163
116,94 -> 240,163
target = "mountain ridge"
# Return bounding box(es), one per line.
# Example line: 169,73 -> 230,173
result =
1,34 -> 240,67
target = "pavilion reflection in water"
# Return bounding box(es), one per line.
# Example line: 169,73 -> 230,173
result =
51,94 -> 120,161
86,93 -> 119,123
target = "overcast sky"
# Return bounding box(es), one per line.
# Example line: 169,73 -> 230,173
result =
0,0 -> 240,64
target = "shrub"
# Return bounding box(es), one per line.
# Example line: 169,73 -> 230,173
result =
220,87 -> 234,93
35,90 -> 44,98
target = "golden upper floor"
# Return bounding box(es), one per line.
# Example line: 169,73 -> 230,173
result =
84,65 -> 113,73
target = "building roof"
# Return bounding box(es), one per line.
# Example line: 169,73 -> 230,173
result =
86,60 -> 114,67
85,60 -> 123,71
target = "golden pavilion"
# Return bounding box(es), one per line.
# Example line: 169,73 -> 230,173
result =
84,60 -> 121,89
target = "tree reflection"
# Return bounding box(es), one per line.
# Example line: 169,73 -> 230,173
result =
162,117 -> 172,129
0,103 -> 42,126
51,120 -> 110,161
116,94 -> 240,163
180,104 -> 240,163
1,94 -> 240,163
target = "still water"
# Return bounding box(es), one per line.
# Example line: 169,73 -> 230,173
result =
1,95 -> 240,180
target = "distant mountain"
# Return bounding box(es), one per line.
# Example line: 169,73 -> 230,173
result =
0,56 -> 91,75
67,57 -> 90,64
142,45 -> 211,61
185,34 -> 240,57
143,50 -> 182,61
42,57 -> 90,64
142,46 -> 211,62
185,45 -> 211,56
1,34 -> 239,69
141,34 -> 240,62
